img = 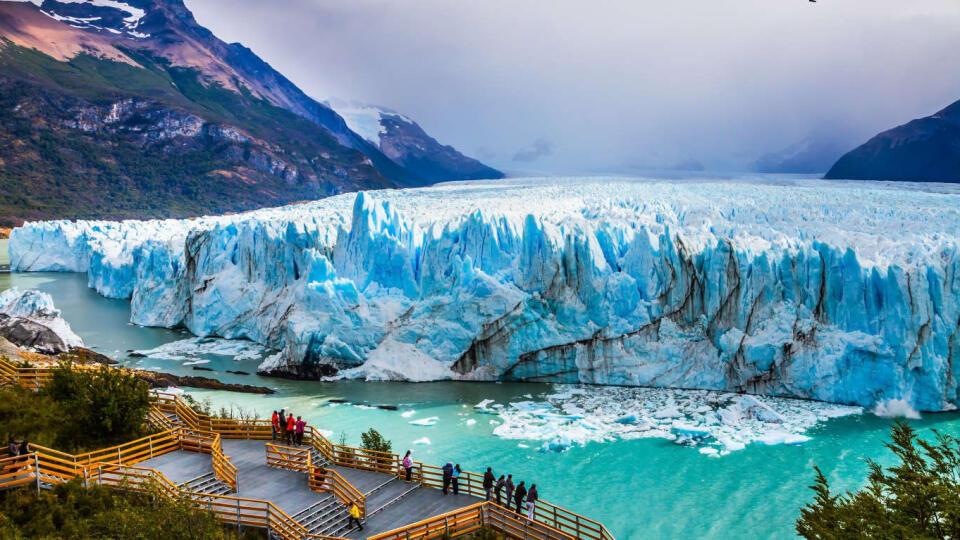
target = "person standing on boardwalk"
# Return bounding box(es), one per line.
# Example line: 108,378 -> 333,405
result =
285,413 -> 296,445
277,409 -> 286,440
513,481 -> 527,514
504,474 -> 514,507
271,411 -> 279,442
483,467 -> 495,501
494,474 -> 505,505
347,502 -> 363,530
526,484 -> 539,520
402,450 -> 413,482
7,437 -> 18,457
442,462 -> 453,494
295,416 -> 306,446
452,464 -> 462,495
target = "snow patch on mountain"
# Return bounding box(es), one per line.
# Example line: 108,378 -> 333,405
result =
328,100 -> 413,146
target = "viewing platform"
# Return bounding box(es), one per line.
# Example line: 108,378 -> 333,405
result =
0,361 -> 614,540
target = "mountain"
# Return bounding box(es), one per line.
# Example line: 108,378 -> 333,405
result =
330,101 -> 504,183
825,99 -> 960,182
0,0 -> 499,226
755,133 -> 855,174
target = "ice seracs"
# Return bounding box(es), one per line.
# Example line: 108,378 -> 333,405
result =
9,177 -> 960,411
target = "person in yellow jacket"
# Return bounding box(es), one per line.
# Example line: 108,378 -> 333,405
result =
347,502 -> 363,530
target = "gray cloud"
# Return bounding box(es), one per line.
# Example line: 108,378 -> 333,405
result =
512,138 -> 553,162
185,0 -> 960,174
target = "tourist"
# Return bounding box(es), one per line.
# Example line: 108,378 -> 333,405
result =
504,474 -> 514,508
513,481 -> 526,514
452,464 -> 461,495
526,483 -> 539,520
347,502 -> 363,530
278,408 -> 286,440
494,474 -> 505,505
7,437 -> 18,457
286,413 -> 296,445
442,462 -> 453,494
295,416 -> 306,446
18,440 -> 28,457
483,467 -> 495,501
402,450 -> 413,482
313,465 -> 326,490
271,410 -> 279,441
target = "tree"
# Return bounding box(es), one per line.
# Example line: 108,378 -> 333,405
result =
360,428 -> 392,454
43,363 -> 152,451
797,420 -> 960,539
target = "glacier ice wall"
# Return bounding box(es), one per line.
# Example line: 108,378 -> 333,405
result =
10,178 -> 960,410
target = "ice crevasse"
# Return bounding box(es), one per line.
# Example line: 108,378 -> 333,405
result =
9,177 -> 960,411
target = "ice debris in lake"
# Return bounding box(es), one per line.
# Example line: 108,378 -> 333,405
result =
131,337 -> 267,362
0,288 -> 83,352
413,437 -> 431,445
488,385 -> 861,456
10,177 -> 960,411
409,416 -> 439,426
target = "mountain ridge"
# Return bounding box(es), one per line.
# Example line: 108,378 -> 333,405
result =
0,0 -> 501,225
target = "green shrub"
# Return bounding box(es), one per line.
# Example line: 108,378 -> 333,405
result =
797,420 -> 960,539
0,479 -> 261,539
360,428 -> 392,454
42,363 -> 152,452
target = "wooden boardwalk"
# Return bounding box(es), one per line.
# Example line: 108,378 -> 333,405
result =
139,439 -> 477,537
0,377 -> 613,540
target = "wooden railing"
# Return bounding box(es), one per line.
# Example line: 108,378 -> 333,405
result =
368,501 -> 577,540
266,443 -> 311,472
0,358 -> 101,390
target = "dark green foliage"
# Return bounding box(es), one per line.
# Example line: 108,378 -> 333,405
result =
797,421 -> 960,539
0,480 -> 261,539
360,428 -> 392,454
0,385 -> 62,450
41,364 -> 152,452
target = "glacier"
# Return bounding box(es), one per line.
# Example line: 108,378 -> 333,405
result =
9,177 -> 960,411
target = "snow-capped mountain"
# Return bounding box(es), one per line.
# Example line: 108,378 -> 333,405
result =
11,177 -> 960,412
826,98 -> 960,182
330,100 -> 503,183
0,0 -> 500,225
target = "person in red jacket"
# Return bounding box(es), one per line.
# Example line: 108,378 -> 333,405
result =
271,411 -> 280,442
286,413 -> 296,445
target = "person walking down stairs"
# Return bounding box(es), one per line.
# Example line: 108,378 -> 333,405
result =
347,502 -> 363,531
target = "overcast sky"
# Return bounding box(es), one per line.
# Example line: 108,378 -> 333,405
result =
185,0 -> 960,175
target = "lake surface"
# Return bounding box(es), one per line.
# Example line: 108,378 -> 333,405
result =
3,259 -> 960,539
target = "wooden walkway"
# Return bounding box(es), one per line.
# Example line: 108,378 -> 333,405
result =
139,439 -> 477,537
0,373 -> 614,540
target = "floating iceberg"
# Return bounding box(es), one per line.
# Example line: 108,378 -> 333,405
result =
9,177 -> 960,410
489,384 -> 861,455
132,337 -> 268,362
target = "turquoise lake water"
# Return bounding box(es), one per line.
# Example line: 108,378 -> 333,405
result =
3,256 -> 960,539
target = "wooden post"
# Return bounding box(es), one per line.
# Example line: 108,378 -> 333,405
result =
236,498 -> 242,533
117,447 -> 122,465
34,453 -> 40,493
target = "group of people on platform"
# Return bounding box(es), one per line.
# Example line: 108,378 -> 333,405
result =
398,449 -> 540,521
270,409 -> 306,446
